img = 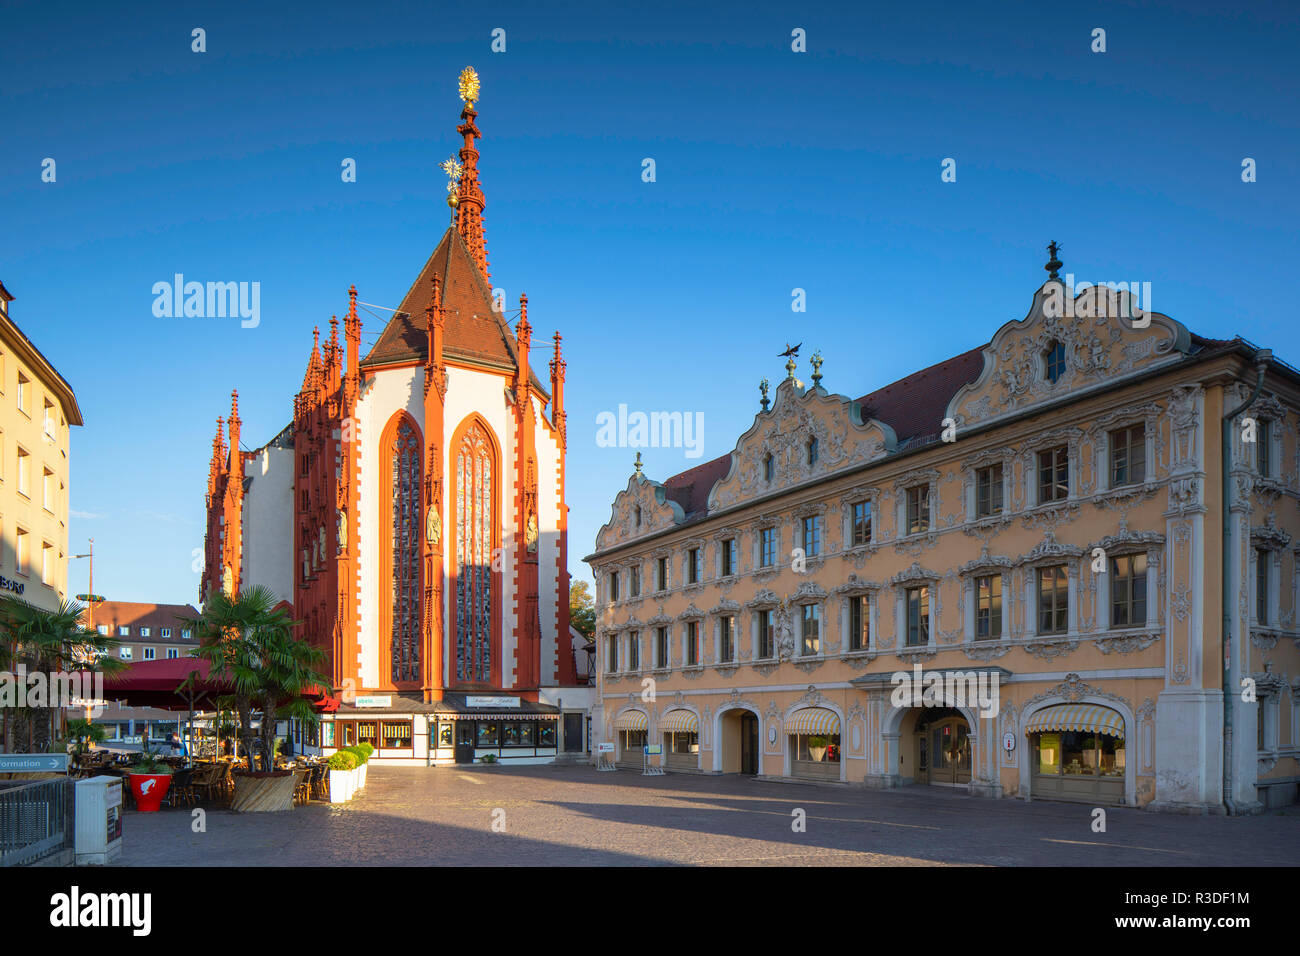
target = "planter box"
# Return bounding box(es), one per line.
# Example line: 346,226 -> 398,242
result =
231,771 -> 296,813
128,773 -> 172,812
328,768 -> 356,804
356,763 -> 367,789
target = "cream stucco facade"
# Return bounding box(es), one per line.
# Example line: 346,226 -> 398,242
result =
0,283 -> 82,612
588,278 -> 1300,812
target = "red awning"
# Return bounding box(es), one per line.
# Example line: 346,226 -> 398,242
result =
100,657 -> 233,711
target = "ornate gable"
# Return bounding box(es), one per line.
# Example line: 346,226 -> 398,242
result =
595,473 -> 685,550
947,281 -> 1192,427
709,378 -> 895,510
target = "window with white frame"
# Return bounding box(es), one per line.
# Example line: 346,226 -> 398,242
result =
850,500 -> 872,546
975,575 -> 1002,639
905,586 -> 930,646
905,485 -> 930,535
975,464 -> 1004,518
143,647 -> 156,661
721,538 -> 737,577
1037,565 -> 1069,634
1037,446 -> 1069,503
119,646 -> 132,660
800,604 -> 820,656
166,647 -> 180,659
801,515 -> 821,556
759,527 -> 776,567
118,625 -> 130,637
757,608 -> 775,659
1109,553 -> 1148,627
161,627 -> 171,639
847,594 -> 869,651
1109,423 -> 1147,487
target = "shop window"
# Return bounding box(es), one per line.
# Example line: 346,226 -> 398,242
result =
322,723 -> 335,748
476,722 -> 499,747
1034,732 -> 1124,778
501,721 -> 534,747
619,729 -> 646,759
794,734 -> 840,763
537,723 -> 557,747
667,732 -> 698,755
437,723 -> 454,747
381,721 -> 412,749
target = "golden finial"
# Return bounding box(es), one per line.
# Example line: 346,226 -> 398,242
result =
441,156 -> 463,207
458,66 -> 480,108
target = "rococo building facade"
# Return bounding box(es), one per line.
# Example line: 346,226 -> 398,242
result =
587,260 -> 1300,812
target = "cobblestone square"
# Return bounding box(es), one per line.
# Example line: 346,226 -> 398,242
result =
115,765 -> 1300,867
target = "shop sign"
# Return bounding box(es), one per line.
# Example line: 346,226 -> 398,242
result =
596,742 -> 615,753
354,695 -> 392,708
467,696 -> 520,708
1002,732 -> 1016,753
643,745 -> 662,755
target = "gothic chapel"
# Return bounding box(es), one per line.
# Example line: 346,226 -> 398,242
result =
201,69 -> 592,765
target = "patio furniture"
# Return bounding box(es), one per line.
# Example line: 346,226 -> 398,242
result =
292,769 -> 310,806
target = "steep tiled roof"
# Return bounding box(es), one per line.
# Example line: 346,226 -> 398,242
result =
854,346 -> 986,445
360,227 -> 550,396
662,454 -> 732,520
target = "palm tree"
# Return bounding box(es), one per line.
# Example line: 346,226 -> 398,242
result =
0,596 -> 123,753
184,586 -> 329,773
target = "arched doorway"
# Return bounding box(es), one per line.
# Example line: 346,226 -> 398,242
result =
915,707 -> 972,787
715,708 -> 760,775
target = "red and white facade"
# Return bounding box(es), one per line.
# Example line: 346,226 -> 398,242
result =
201,87 -> 592,765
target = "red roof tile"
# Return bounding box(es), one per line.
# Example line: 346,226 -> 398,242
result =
662,454 -> 732,519
854,346 -> 986,444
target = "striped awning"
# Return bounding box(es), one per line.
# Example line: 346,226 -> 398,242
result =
659,710 -> 698,734
784,707 -> 840,736
612,710 -> 648,732
1025,704 -> 1124,738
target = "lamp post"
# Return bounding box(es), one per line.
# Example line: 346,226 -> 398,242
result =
72,539 -> 103,725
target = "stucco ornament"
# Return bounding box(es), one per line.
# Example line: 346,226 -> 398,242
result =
775,602 -> 796,661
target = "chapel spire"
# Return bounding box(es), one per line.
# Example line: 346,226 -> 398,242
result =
452,66 -> 490,282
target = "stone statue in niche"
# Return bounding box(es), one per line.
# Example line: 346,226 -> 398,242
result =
426,505 -> 441,547
775,603 -> 796,661
337,509 -> 347,551
222,564 -> 234,597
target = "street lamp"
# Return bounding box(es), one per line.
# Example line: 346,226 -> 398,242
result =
71,539 -> 102,723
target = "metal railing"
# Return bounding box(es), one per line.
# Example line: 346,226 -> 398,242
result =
0,778 -> 74,867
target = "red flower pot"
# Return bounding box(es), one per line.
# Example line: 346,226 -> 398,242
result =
129,773 -> 172,812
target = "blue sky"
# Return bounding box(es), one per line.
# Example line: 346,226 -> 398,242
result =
1,0 -> 1296,604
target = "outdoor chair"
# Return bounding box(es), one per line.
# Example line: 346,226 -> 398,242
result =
168,769 -> 196,807
292,769 -> 310,806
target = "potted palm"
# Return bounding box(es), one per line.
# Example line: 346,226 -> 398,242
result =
184,587 -> 329,812
127,750 -> 174,812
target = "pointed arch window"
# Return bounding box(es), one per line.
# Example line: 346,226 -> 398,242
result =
385,416 -> 422,685
454,419 -> 497,684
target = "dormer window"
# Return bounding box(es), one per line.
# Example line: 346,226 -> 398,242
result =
1044,341 -> 1066,383
807,437 -> 819,467
763,453 -> 774,482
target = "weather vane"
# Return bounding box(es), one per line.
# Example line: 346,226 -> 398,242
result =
459,66 -> 480,108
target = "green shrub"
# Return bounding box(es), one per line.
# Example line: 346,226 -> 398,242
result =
328,751 -> 357,771
340,745 -> 366,766
355,742 -> 375,760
